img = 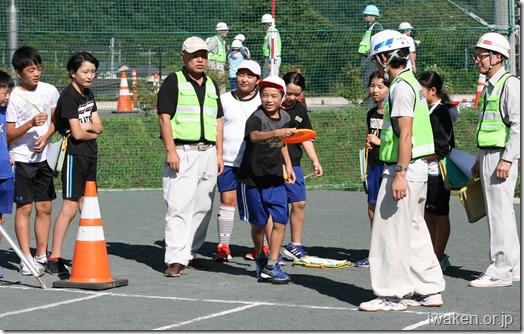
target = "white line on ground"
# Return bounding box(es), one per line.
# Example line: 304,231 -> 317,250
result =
402,312 -> 456,330
0,294 -> 104,318
153,303 -> 261,330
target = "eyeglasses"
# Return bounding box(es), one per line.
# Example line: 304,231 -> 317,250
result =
473,53 -> 490,62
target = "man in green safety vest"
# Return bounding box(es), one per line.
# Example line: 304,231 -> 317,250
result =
157,36 -> 224,278
206,22 -> 229,73
359,30 -> 445,312
469,33 -> 520,288
358,5 -> 382,104
261,14 -> 281,78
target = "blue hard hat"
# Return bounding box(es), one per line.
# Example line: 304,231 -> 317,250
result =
363,5 -> 379,17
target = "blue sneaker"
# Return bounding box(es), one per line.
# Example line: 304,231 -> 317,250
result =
255,256 -> 268,279
260,263 -> 291,284
284,243 -> 307,260
0,265 -> 4,278
355,258 -> 369,268
267,252 -> 286,266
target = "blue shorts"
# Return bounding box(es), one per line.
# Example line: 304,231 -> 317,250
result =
0,177 -> 14,214
217,166 -> 239,193
285,166 -> 306,203
367,164 -> 385,204
238,183 -> 289,227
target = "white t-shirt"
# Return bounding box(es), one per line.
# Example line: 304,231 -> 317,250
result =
383,75 -> 428,182
6,82 -> 60,163
220,89 -> 261,167
404,35 -> 416,70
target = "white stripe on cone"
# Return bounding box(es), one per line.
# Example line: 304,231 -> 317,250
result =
80,197 -> 101,219
76,226 -> 105,241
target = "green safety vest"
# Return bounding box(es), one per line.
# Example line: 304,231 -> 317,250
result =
263,28 -> 281,57
475,72 -> 512,148
209,35 -> 227,62
358,22 -> 379,55
171,72 -> 219,142
379,71 -> 434,163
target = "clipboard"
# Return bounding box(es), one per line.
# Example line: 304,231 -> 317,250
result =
439,156 -> 470,190
459,179 -> 486,224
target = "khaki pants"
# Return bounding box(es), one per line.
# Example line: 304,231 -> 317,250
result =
369,175 -> 445,298
163,146 -> 217,266
479,148 -> 520,281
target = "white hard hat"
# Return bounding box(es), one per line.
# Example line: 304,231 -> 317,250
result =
370,30 -> 409,57
237,60 -> 261,77
399,22 -> 413,30
231,40 -> 243,49
234,34 -> 246,42
215,22 -> 229,31
261,14 -> 273,24
259,75 -> 286,95
476,32 -> 510,58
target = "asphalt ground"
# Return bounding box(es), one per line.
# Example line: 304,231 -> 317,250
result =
0,189 -> 521,331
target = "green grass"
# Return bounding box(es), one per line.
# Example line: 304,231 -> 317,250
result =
53,108 -> 520,198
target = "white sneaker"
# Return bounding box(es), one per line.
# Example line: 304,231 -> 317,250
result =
20,255 -> 39,276
469,274 -> 512,287
359,297 -> 407,312
403,293 -> 443,307
34,254 -> 48,273
512,273 -> 520,282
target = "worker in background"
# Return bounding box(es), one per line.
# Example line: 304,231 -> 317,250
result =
206,22 -> 229,73
261,14 -> 282,78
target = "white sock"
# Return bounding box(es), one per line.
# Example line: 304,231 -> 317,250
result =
217,204 -> 235,244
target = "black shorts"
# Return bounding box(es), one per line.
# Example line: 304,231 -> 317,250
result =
14,161 -> 56,204
425,175 -> 450,215
61,154 -> 97,200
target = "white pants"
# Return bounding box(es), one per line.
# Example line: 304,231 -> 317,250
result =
263,57 -> 281,78
369,175 -> 445,298
479,148 -> 520,281
163,146 -> 217,266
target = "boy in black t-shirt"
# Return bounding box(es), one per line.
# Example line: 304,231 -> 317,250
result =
236,76 -> 296,284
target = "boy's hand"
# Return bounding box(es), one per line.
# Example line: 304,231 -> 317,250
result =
285,165 -> 296,184
278,127 -> 297,139
33,136 -> 47,152
32,113 -> 48,127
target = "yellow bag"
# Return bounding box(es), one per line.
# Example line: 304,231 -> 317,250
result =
459,179 -> 486,223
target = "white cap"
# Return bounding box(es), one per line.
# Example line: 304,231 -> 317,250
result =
237,60 -> 261,77
259,75 -> 286,95
182,37 -> 209,53
231,40 -> 243,49
234,34 -> 246,42
399,22 -> 413,30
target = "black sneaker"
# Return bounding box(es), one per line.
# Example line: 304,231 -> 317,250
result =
46,258 -> 70,275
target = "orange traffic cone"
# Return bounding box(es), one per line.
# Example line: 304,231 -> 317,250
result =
116,72 -> 133,112
53,181 -> 128,290
473,73 -> 486,108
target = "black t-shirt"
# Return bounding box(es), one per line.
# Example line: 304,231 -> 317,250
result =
55,84 -> 98,158
281,102 -> 313,166
236,106 -> 291,187
156,67 -> 224,144
366,106 -> 384,166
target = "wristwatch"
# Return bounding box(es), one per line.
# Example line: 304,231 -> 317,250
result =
395,165 -> 408,172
